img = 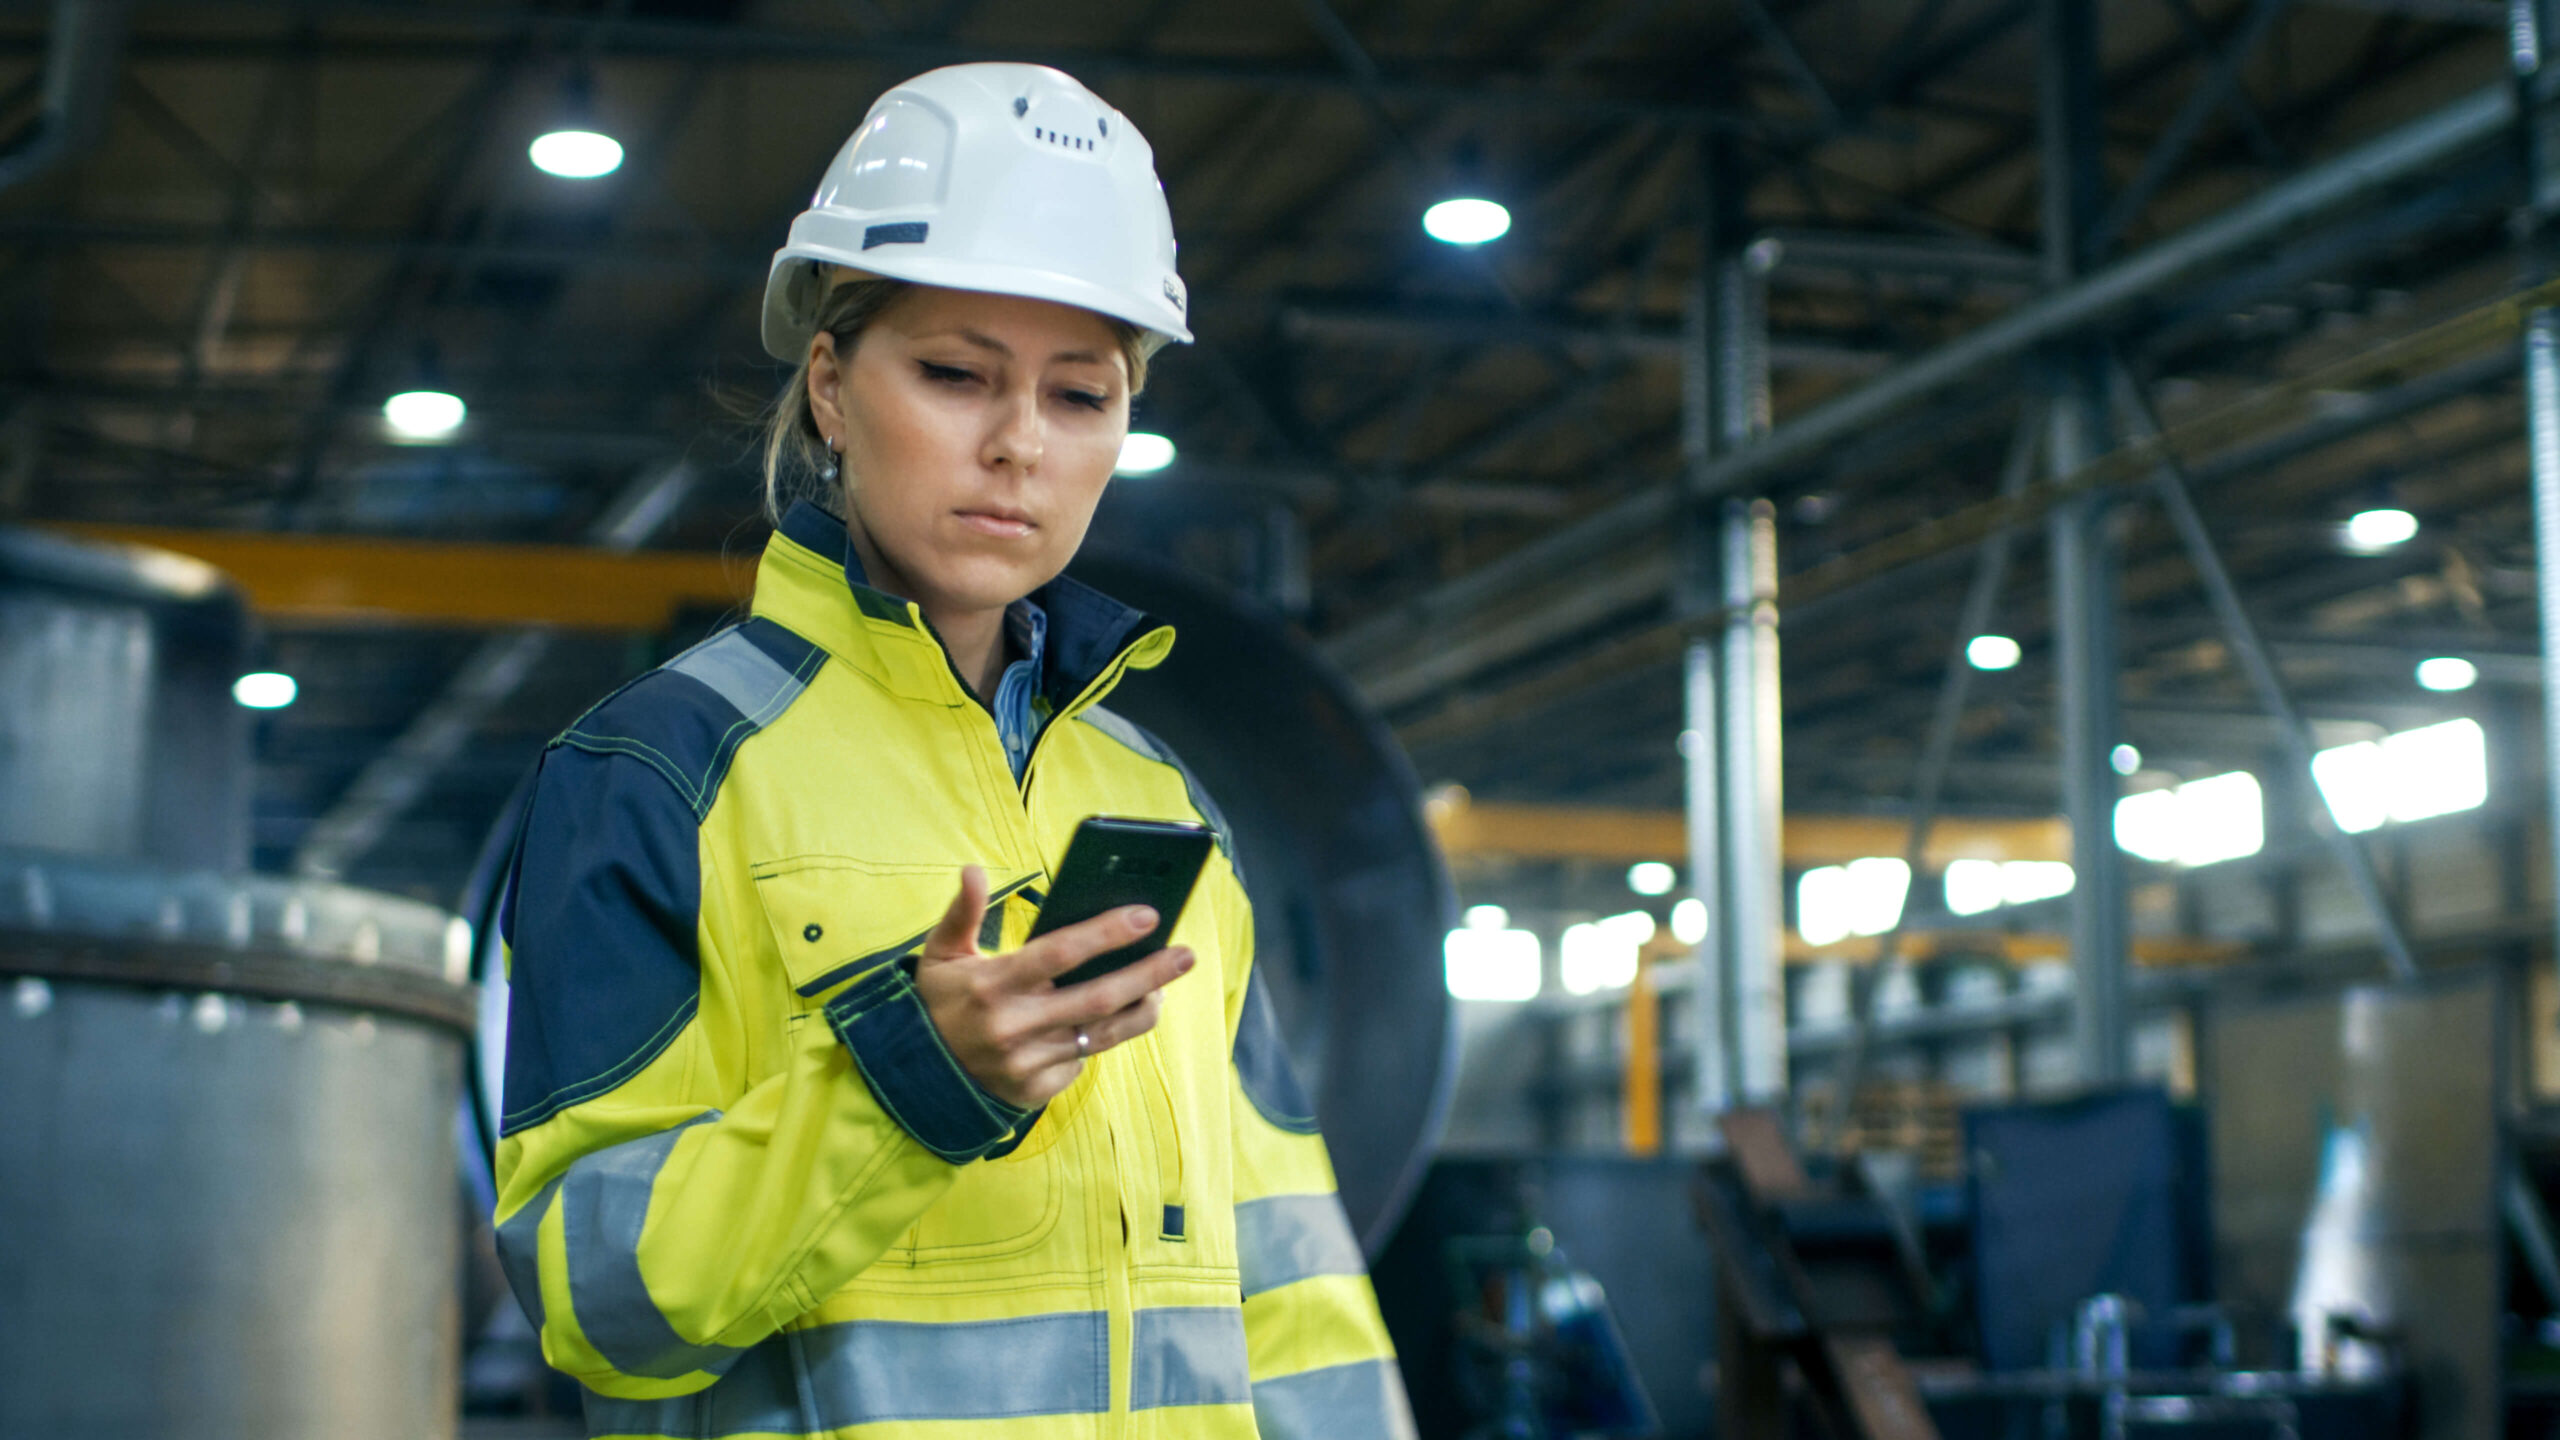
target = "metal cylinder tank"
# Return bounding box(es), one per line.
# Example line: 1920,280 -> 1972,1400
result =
0,527 -> 472,1440
0,528 -> 252,869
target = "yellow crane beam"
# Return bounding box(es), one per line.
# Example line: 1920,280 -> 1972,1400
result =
1426,790 -> 2070,868
50,524 -> 754,630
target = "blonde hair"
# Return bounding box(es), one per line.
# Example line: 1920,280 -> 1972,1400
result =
759,272 -> 1155,523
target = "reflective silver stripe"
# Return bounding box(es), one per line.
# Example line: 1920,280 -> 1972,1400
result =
559,1114 -> 742,1381
669,630 -> 806,723
582,1311 -> 1111,1436
493,1174 -> 563,1333
1238,1193 -> 1366,1299
1253,1358 -> 1420,1440
1131,1305 -> 1252,1410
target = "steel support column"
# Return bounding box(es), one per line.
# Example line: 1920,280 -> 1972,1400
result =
1685,138 -> 1783,1110
2041,0 -> 2134,1087
2514,0 -> 2560,999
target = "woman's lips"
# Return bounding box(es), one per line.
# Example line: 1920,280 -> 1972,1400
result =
954,509 -> 1036,539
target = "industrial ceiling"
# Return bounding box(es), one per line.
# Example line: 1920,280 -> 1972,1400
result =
0,0 -> 2531,901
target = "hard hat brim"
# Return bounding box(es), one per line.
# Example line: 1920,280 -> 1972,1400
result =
761,250 -> 1192,364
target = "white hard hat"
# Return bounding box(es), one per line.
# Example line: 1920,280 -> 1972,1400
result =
761,63 -> 1192,363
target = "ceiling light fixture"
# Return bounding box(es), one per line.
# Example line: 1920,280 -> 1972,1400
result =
1966,634 -> 2023,671
1422,197 -> 1510,245
381,389 -> 468,440
530,129 -> 623,179
2344,507 -> 2419,553
232,672 -> 298,709
2415,656 -> 2478,692
1115,432 -> 1175,474
383,390 -> 466,441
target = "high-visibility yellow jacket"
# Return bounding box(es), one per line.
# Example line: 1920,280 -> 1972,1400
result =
493,501 -> 1412,1440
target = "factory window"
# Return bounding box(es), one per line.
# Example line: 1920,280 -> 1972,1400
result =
1944,859 -> 2075,916
1445,905 -> 1541,1001
1560,911 -> 1655,995
1796,857 -> 1910,948
2114,770 -> 2264,867
2310,717 -> 2488,835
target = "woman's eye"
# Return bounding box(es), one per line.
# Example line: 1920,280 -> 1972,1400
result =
918,361 -> 978,386
1060,389 -> 1109,412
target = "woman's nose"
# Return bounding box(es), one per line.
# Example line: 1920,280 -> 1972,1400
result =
985,392 -> 1044,472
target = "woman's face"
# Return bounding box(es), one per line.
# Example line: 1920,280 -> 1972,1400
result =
809,285 -> 1130,620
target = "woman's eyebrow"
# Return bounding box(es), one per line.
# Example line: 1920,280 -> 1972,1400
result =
921,327 -> 1107,366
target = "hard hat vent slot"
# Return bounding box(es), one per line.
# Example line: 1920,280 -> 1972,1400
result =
863,222 -> 929,250
1032,126 -> 1096,152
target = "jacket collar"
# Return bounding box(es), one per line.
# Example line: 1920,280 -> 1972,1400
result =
756,500 -> 1173,713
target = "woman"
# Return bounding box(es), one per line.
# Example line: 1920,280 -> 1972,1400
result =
492,63 -> 1411,1440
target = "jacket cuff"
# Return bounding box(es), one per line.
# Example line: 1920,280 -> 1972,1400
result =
823,964 -> 1031,1164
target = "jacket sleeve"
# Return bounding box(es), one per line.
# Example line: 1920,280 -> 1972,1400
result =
1222,881 -> 1419,1440
489,744 -> 1033,1400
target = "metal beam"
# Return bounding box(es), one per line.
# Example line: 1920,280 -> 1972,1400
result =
1426,799 -> 2070,867
290,460 -> 698,880
17,3 -> 1776,133
2040,0 -> 2134,1088
1320,79 -> 2522,677
47,518 -> 744,629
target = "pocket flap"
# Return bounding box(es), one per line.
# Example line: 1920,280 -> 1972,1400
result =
752,857 -> 1036,998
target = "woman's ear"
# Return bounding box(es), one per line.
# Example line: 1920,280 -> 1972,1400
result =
806,332 -> 846,443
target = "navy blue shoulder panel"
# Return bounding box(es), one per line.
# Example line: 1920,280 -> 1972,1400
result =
499,743 -> 705,1136
496,620 -> 824,1136
1234,967 -> 1320,1135
555,618 -> 825,821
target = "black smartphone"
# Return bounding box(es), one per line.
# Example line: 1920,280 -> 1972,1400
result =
1031,816 -> 1216,988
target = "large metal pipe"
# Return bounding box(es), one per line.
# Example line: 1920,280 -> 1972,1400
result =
1327,79 -> 2521,676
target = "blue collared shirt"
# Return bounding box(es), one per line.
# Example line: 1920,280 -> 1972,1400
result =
991,597 -> 1049,781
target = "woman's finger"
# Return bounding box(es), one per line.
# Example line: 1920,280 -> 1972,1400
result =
918,864 -> 990,964
1037,945 -> 1193,1028
1064,990 -> 1164,1061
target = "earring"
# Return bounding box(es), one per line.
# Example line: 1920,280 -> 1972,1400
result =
819,437 -> 841,484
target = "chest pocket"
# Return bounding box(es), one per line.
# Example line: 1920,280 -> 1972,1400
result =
753,856 -> 1067,1267
752,857 -> 1037,1002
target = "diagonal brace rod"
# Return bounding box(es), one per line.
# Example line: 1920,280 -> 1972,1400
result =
2090,0 -> 2296,256
2108,358 -> 2419,983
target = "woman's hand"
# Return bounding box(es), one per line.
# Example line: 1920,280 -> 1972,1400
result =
913,864 -> 1196,1111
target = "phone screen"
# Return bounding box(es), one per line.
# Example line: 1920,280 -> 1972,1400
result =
1030,816 -> 1215,988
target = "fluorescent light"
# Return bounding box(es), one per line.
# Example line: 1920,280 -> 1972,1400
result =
382,390 -> 465,440
1626,861 -> 1677,896
1670,897 -> 1708,945
1463,904 -> 1509,931
1560,911 -> 1654,995
1445,926 -> 1540,1001
2314,718 -> 2487,833
232,671 -> 297,709
529,129 -> 623,179
1115,432 -> 1175,475
1422,197 -> 1511,245
2344,507 -> 2418,553
2112,743 -> 2143,775
2115,771 -> 2264,867
1797,857 -> 1910,947
1967,634 -> 2022,671
2415,656 -> 2478,692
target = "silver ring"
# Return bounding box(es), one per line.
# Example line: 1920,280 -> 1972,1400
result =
1074,1026 -> 1090,1058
